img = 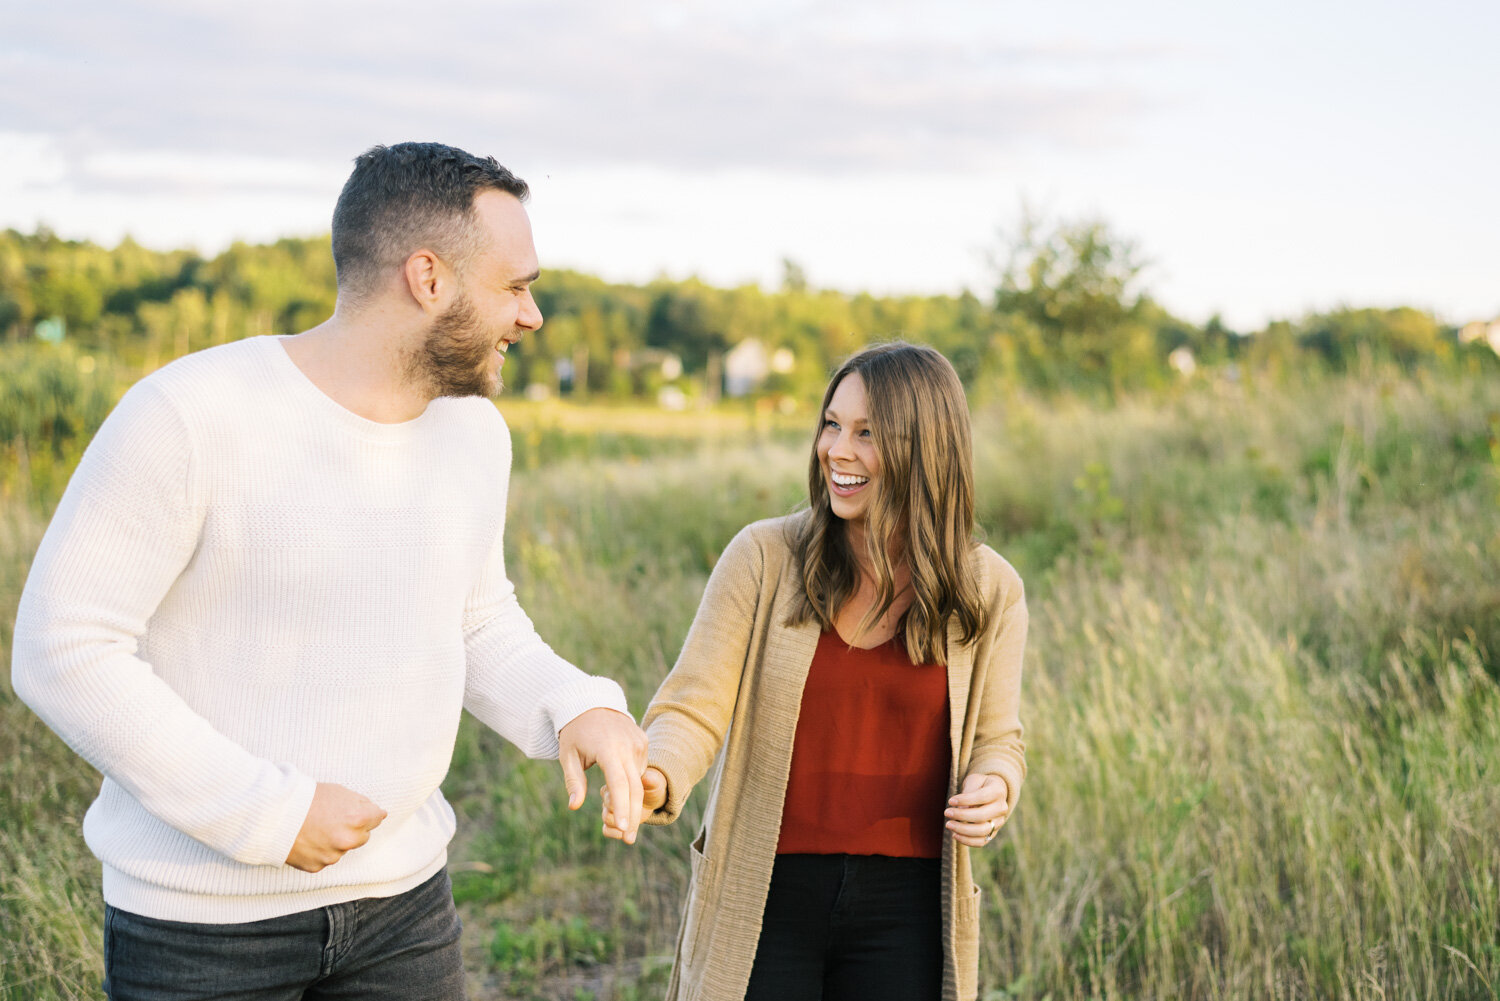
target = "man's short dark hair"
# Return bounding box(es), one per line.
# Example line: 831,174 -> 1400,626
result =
331,142 -> 530,304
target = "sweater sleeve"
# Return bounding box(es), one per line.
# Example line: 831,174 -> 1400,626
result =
11,382 -> 317,868
964,555 -> 1028,813
460,424 -> 628,759
642,524 -> 766,824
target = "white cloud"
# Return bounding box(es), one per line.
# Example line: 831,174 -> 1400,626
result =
1,1 -> 1156,178
79,150 -> 344,193
0,131 -> 68,191
1,1 -> 1497,327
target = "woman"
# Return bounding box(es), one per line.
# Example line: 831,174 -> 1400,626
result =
604,342 -> 1027,1001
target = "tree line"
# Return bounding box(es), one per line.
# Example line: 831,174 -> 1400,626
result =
2,221 -> 1494,408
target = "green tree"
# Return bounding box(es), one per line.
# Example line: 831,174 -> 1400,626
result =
993,212 -> 1164,393
1298,307 -> 1449,371
646,279 -> 731,374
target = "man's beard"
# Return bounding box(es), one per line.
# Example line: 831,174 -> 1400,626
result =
410,291 -> 508,399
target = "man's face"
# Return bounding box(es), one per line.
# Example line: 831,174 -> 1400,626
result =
414,190 -> 543,399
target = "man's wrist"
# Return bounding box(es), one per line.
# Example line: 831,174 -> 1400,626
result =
546,678 -> 631,736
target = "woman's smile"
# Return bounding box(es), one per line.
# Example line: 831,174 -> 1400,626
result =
829,470 -> 870,495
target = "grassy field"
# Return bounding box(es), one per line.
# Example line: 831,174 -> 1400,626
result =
3,370 -> 1498,1000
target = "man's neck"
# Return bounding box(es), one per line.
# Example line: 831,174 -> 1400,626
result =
282,312 -> 431,424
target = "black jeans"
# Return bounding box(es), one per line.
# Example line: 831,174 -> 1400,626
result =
745,854 -> 942,1001
102,869 -> 465,1001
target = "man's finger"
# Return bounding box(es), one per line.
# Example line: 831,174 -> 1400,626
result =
599,756 -> 640,844
560,750 -> 587,810
628,764 -> 644,842
336,828 -> 371,852
599,756 -> 637,843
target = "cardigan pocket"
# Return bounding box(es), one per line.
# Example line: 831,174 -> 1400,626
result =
681,829 -> 718,968
956,881 -> 982,925
954,882 -> 982,1000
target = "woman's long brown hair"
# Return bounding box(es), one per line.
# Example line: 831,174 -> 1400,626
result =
786,342 -> 988,664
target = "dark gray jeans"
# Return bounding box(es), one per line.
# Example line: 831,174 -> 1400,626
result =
102,869 -> 465,1001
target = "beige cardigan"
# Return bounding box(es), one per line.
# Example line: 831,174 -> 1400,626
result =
643,515 -> 1028,1001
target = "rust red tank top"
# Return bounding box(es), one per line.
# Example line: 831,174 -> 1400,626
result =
776,628 -> 952,858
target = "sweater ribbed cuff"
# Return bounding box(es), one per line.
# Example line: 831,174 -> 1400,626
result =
256,773 -> 320,868
542,676 -> 631,743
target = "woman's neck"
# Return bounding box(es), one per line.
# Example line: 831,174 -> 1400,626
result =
832,521 -> 914,647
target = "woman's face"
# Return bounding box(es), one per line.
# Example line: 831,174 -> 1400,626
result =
817,372 -> 882,525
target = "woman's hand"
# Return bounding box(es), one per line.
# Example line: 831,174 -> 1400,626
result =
602,765 -> 668,841
945,773 -> 1011,848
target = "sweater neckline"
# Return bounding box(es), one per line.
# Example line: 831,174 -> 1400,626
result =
262,335 -> 441,442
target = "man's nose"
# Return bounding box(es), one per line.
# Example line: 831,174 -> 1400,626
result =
517,290 -> 543,331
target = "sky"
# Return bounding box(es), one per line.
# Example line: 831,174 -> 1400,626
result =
2,0 -> 1497,331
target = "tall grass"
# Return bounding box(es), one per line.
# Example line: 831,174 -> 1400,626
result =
1,507 -> 104,999
3,371 -> 1497,999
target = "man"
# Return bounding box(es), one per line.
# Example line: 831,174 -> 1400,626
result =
12,142 -> 648,998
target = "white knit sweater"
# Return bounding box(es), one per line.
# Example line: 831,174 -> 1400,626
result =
12,335 -> 629,923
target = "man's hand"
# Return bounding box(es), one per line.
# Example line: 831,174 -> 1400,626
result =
558,708 -> 649,844
286,782 -> 388,873
603,765 -> 666,840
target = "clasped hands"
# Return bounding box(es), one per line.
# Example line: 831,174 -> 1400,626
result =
285,717 -> 1006,870
602,769 -> 1011,848
286,708 -> 651,872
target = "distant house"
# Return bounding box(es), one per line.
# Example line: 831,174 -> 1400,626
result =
611,347 -> 683,382
1168,346 -> 1197,377
725,339 -> 770,397
1459,319 -> 1500,356
724,339 -> 794,397
657,386 -> 688,411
